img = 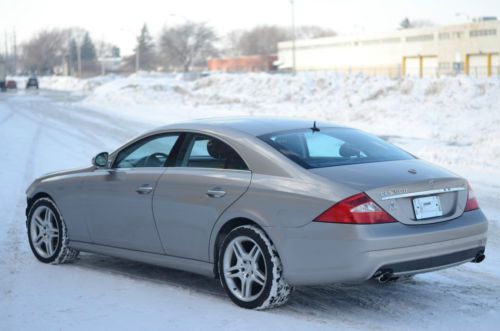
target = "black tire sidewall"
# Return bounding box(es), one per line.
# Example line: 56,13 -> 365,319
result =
218,226 -> 274,309
27,199 -> 64,263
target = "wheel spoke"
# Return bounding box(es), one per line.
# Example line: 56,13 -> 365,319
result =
242,277 -> 253,298
34,233 -> 44,245
48,229 -> 59,238
44,209 -> 52,223
34,216 -> 44,228
46,238 -> 54,256
226,271 -> 242,279
253,269 -> 266,285
232,241 -> 245,260
249,245 -> 260,262
224,265 -> 242,278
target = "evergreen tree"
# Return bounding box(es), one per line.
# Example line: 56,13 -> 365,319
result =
136,24 -> 154,54
80,32 -> 96,61
69,39 -> 78,64
135,24 -> 155,70
111,46 -> 120,58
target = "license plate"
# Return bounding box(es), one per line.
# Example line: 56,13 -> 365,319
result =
413,195 -> 443,220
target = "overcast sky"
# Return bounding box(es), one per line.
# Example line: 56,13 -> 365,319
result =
1,0 -> 499,55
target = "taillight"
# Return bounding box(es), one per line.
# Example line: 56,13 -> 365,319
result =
464,183 -> 479,211
314,193 -> 397,224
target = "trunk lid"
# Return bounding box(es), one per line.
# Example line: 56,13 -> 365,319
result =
309,159 -> 468,225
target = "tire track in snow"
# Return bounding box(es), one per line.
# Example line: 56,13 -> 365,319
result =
5,112 -> 45,272
0,110 -> 15,127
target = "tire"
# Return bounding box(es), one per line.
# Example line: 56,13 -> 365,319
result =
218,225 -> 293,309
27,197 -> 79,264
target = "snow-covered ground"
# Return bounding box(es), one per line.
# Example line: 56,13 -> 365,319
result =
1,73 -> 499,330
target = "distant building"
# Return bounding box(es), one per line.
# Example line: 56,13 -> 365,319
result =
208,55 -> 277,72
278,19 -> 500,77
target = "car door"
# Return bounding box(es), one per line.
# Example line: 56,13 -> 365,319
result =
82,133 -> 183,253
153,133 -> 252,261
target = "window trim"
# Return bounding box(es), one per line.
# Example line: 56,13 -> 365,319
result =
111,132 -> 185,169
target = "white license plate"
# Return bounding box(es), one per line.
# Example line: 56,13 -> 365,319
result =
413,195 -> 443,220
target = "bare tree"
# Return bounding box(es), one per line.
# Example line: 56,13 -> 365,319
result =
221,29 -> 244,57
237,25 -> 289,56
225,25 -> 336,57
20,29 -> 68,74
159,22 -> 217,72
295,25 -> 336,39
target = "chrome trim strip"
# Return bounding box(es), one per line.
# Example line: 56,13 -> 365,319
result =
381,186 -> 465,200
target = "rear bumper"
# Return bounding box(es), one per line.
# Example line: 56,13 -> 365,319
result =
266,209 -> 488,286
375,246 -> 485,276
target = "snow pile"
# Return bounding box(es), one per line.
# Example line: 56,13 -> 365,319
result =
68,72 -> 500,173
30,72 -> 500,172
84,72 -> 188,107
38,75 -> 118,92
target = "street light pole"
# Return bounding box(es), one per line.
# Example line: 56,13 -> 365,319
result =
289,0 -> 296,74
120,28 -> 140,73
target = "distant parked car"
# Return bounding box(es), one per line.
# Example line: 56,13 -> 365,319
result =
6,80 -> 17,89
26,77 -> 39,89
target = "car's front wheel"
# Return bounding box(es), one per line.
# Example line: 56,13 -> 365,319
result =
218,225 -> 293,309
27,197 -> 79,264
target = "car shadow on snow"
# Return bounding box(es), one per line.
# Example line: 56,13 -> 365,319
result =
73,253 -> 226,298
73,253 -> 497,323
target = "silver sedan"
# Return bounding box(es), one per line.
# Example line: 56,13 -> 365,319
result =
25,118 -> 488,309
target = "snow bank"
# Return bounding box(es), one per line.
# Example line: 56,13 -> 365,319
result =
31,72 -> 500,174
39,75 -> 118,91
59,72 -> 499,172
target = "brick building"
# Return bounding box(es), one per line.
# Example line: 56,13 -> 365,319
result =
208,55 -> 277,72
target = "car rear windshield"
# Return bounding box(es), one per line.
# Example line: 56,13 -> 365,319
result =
259,127 -> 414,169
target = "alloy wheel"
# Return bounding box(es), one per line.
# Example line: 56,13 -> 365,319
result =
222,236 -> 267,302
30,205 -> 60,258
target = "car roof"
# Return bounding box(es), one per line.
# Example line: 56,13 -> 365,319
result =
156,117 -> 345,136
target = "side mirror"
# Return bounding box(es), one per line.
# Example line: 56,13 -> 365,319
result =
92,152 -> 109,168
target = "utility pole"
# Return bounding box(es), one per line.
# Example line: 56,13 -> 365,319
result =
77,44 -> 82,77
289,0 -> 296,74
4,31 -> 8,63
12,29 -> 17,74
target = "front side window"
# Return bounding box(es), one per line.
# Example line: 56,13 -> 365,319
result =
259,128 -> 413,169
114,134 -> 180,168
181,135 -> 248,170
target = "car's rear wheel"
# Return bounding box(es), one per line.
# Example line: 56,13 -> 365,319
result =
27,198 -> 79,264
218,225 -> 293,309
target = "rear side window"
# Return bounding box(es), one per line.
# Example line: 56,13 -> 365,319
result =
181,135 -> 248,170
259,128 -> 413,169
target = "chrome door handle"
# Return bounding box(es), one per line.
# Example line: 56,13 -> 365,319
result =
206,188 -> 226,198
136,184 -> 154,195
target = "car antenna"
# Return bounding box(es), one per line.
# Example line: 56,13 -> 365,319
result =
310,121 -> 320,132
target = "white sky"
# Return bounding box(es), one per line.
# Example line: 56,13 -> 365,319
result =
1,0 -> 499,55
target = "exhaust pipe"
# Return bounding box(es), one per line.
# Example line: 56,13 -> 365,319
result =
472,253 -> 486,263
376,271 -> 394,284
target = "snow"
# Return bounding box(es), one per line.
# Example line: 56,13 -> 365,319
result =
1,73 -> 499,330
